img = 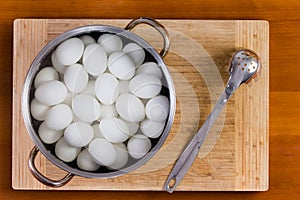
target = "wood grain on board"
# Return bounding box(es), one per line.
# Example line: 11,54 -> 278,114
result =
12,19 -> 269,191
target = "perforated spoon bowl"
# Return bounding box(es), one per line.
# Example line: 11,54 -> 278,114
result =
164,49 -> 260,193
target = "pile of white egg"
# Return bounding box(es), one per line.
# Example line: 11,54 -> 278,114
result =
30,33 -> 170,171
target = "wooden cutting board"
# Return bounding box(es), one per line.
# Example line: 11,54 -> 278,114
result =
12,19 -> 269,191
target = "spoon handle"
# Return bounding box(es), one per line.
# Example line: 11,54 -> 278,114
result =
164,90 -> 229,193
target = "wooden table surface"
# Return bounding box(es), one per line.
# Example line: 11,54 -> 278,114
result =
1,0 -> 299,199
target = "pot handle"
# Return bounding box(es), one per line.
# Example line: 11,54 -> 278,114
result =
125,17 -> 170,58
28,146 -> 74,187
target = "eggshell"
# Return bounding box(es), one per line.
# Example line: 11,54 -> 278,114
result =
62,92 -> 75,106
145,95 -> 170,121
122,43 -> 145,67
129,74 -> 162,99
88,138 -> 117,166
121,119 -> 139,136
97,34 -> 122,55
77,149 -> 100,171
98,104 -> 118,120
38,122 -> 63,144
136,62 -> 162,79
115,94 -> 145,122
55,38 -> 84,65
92,123 -> 104,139
99,117 -> 130,143
108,143 -> 128,170
118,80 -> 130,94
80,35 -> 96,46
34,67 -> 59,88
51,50 -> 67,74
64,63 -> 89,93
35,80 -> 67,106
64,122 -> 94,148
127,134 -> 151,159
73,114 -> 93,124
108,52 -> 135,80
44,104 -> 73,131
95,73 -> 119,105
140,119 -> 165,138
30,98 -> 50,121
81,80 -> 95,97
72,94 -> 101,123
55,137 -> 81,162
83,43 -> 107,76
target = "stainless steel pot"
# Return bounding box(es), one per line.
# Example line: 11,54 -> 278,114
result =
22,17 -> 176,187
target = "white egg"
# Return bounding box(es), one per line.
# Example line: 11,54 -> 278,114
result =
82,43 -> 107,76
95,73 -> 119,105
64,63 -> 89,93
127,134 -> 151,159
55,137 -> 81,162
34,67 -> 59,88
145,95 -> 170,121
88,138 -> 117,166
121,119 -> 139,136
108,52 -> 135,80
30,98 -> 50,121
122,43 -> 145,67
136,62 -> 162,79
64,122 -> 94,148
115,93 -> 145,122
62,92 -> 75,106
97,34 -> 123,55
98,104 -> 118,120
92,123 -> 104,139
73,114 -> 93,124
77,149 -> 100,171
80,35 -> 96,46
72,94 -> 101,123
51,50 -> 67,74
44,104 -> 73,131
35,80 -> 67,106
129,74 -> 162,99
38,122 -> 63,144
108,143 -> 128,170
140,119 -> 165,138
118,80 -> 130,94
99,117 -> 129,143
55,38 -> 84,65
81,80 -> 95,97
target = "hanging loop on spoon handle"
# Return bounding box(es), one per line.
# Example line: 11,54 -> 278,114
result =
164,91 -> 228,193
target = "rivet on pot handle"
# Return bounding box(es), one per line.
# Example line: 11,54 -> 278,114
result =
28,146 -> 74,187
125,17 -> 170,58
